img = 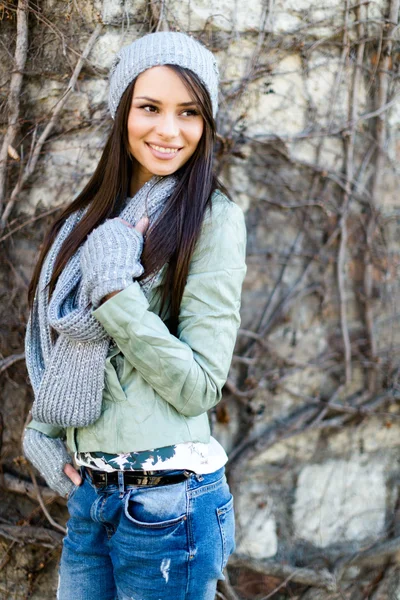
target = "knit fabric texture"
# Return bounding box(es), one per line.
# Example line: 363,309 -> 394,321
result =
81,219 -> 145,309
109,31 -> 219,119
25,175 -> 177,429
23,428 -> 75,497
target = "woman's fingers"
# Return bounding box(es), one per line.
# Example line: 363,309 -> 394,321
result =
64,462 -> 82,486
115,216 -> 149,236
116,217 -> 132,227
135,216 -> 149,235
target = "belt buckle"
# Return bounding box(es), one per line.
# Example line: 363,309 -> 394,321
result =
93,469 -> 108,487
132,474 -> 161,487
137,475 -> 152,486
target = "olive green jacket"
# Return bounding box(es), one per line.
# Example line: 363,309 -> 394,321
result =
27,191 -> 247,453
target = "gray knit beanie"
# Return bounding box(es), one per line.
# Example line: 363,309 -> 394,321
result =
108,32 -> 219,119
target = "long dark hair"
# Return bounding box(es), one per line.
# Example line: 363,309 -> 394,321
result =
28,65 -> 229,333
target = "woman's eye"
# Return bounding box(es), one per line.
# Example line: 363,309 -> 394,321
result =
138,105 -> 199,116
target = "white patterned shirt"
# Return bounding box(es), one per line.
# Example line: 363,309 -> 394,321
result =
75,436 -> 227,475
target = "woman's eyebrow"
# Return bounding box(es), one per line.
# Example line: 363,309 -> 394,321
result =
134,96 -> 199,107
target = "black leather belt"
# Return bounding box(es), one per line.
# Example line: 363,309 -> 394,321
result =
84,467 -> 192,488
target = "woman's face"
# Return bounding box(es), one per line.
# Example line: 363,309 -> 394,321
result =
127,66 -> 204,190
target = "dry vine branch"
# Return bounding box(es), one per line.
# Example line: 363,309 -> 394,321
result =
227,390 -> 396,482
336,0 -> 365,386
0,204 -> 66,244
0,22 -> 103,230
334,534 -> 400,581
229,532 -> 400,597
240,225 -> 340,365
0,540 -> 17,573
1,472 -> 67,509
0,524 -> 63,548
229,555 -> 337,592
0,353 -> 25,375
245,89 -> 400,144
217,571 -> 242,600
252,229 -> 304,339
1,1 -> 94,62
0,3 -> 399,598
0,0 -> 29,213
27,467 -> 67,535
362,0 -> 400,394
148,0 -> 169,32
258,228 -> 340,337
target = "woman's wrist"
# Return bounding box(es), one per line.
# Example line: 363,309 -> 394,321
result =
99,290 -> 121,306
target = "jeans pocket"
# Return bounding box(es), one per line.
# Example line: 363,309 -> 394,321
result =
123,482 -> 187,529
216,495 -> 235,570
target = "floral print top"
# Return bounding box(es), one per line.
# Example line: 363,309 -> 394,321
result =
75,436 -> 227,474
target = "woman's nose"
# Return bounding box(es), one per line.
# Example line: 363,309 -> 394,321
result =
156,113 -> 179,138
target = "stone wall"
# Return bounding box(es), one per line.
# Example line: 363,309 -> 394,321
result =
0,1 -> 399,598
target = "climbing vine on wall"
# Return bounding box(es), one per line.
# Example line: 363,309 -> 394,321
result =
0,1 -> 400,598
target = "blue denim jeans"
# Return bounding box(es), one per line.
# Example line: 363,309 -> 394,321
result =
57,466 -> 235,600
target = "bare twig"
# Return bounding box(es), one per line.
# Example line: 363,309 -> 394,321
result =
229,555 -> 337,592
335,534 -> 400,580
254,229 -> 304,338
1,472 -> 62,504
0,524 -> 63,548
246,90 -> 400,144
0,204 -> 66,243
227,404 -> 319,469
224,378 -> 257,401
229,534 -> 400,595
0,22 -> 103,229
27,467 -> 66,535
259,230 -> 340,337
0,541 -> 16,572
0,353 -> 25,375
336,0 -> 352,386
0,0 -> 29,212
363,0 -> 400,393
351,535 -> 400,565
228,391 -> 395,475
337,1 -> 366,385
217,570 -> 242,600
148,0 -> 169,32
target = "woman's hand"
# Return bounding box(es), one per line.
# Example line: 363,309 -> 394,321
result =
98,217 -> 149,306
117,216 -> 149,234
23,429 -> 77,497
80,217 -> 149,309
64,463 -> 83,486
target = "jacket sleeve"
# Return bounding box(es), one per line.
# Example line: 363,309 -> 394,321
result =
92,196 -> 247,417
25,417 -> 65,439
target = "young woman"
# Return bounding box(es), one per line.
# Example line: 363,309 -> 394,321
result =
23,31 -> 247,600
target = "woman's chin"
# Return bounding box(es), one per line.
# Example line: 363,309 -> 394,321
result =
148,164 -> 181,177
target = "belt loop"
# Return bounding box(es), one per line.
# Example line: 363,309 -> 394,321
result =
118,471 -> 125,498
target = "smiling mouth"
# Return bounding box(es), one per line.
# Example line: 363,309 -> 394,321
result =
146,143 -> 182,155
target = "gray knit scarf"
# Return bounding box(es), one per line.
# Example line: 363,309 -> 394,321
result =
25,175 -> 177,428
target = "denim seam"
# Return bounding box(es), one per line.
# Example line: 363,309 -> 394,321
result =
217,510 -> 227,571
185,480 -> 195,599
188,475 -> 225,499
185,479 -> 195,558
66,483 -> 78,502
90,493 -> 106,523
99,493 -> 109,523
186,467 -> 224,491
